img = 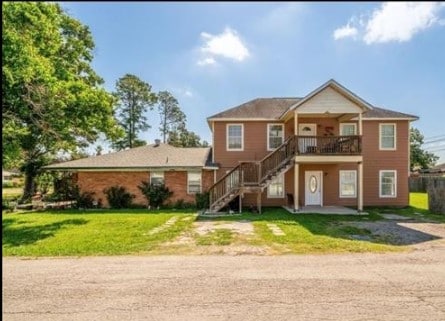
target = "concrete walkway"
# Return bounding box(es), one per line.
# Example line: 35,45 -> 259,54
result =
283,205 -> 364,215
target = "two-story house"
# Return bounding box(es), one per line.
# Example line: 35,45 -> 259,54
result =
45,79 -> 417,212
206,79 -> 417,213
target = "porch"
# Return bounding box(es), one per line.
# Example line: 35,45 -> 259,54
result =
282,205 -> 367,215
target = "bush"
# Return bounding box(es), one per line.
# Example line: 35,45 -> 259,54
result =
104,186 -> 135,209
171,199 -> 195,209
72,186 -> 96,209
138,181 -> 173,209
2,181 -> 14,188
195,192 -> 209,210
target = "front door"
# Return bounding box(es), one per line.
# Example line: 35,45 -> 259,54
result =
305,171 -> 323,206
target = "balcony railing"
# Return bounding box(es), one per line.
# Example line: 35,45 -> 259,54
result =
296,135 -> 361,155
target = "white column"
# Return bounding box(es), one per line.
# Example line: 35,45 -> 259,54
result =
358,112 -> 362,135
358,162 -> 363,212
294,162 -> 299,211
294,112 -> 298,135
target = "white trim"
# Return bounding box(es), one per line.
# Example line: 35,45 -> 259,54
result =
150,171 -> 165,185
267,123 -> 284,151
298,123 -> 317,135
339,123 -> 357,135
295,155 -> 363,163
267,173 -> 285,198
354,117 -> 418,121
187,171 -> 202,194
379,123 -> 397,150
339,170 -> 357,198
208,118 -> 275,122
379,170 -> 397,198
226,123 -> 244,151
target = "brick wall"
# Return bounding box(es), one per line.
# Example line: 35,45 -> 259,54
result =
77,169 -> 214,208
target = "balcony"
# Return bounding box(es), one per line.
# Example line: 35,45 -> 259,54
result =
296,135 -> 361,155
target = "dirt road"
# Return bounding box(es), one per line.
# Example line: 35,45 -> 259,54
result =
3,249 -> 445,321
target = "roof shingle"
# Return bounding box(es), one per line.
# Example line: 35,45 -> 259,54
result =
45,144 -> 211,170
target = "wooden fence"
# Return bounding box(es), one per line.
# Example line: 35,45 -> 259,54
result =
409,176 -> 445,214
409,176 -> 445,193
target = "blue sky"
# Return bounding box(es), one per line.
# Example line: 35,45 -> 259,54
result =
61,2 -> 445,162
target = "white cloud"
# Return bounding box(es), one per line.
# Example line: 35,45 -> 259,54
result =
333,2 -> 445,44
184,90 -> 193,97
197,57 -> 216,66
333,23 -> 358,40
197,27 -> 249,66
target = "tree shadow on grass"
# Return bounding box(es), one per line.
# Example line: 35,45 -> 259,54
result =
2,218 -> 88,247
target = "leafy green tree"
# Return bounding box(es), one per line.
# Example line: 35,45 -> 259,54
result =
410,127 -> 439,170
167,128 -> 208,147
113,74 -> 157,150
2,2 -> 122,201
157,91 -> 186,143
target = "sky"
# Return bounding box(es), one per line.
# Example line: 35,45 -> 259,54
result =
61,2 -> 445,162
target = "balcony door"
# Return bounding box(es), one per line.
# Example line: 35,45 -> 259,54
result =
298,124 -> 317,153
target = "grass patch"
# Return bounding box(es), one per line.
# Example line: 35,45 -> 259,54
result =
198,209 -> 401,254
196,229 -> 233,246
2,209 -> 195,256
2,187 -> 23,199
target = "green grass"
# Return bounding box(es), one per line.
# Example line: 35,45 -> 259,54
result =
410,192 -> 428,210
3,209 -> 196,256
197,209 -> 401,254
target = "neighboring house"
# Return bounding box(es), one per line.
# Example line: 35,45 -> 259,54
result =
45,141 -> 216,207
46,79 -> 418,212
419,163 -> 445,176
2,170 -> 13,183
207,79 -> 417,212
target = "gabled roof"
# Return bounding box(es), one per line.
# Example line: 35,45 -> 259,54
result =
44,144 -> 212,170
207,97 -> 301,120
361,106 -> 418,120
280,79 -> 374,119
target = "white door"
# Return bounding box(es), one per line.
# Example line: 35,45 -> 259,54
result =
305,171 -> 323,206
298,124 -> 317,153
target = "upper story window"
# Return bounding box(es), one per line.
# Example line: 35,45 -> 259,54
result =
380,123 -> 396,150
340,123 -> 357,136
150,171 -> 164,186
267,124 -> 284,150
227,124 -> 243,151
187,172 -> 201,194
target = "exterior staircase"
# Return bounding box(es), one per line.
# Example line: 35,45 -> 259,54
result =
207,135 -> 298,213
206,134 -> 362,214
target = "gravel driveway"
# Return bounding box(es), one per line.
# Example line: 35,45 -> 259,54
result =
3,248 -> 445,321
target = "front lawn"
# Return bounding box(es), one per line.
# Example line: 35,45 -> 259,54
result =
3,209 -> 196,256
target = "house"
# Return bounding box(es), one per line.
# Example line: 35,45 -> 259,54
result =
46,79 -> 418,212
206,79 -> 417,213
45,141 -> 216,207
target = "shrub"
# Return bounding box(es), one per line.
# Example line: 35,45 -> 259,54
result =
170,199 -> 195,209
138,181 -> 173,209
2,181 -> 14,188
72,186 -> 96,209
195,192 -> 209,210
36,173 -> 53,195
104,186 -> 135,209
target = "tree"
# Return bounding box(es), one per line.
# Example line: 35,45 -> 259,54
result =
2,2 -> 122,201
157,91 -> 186,143
112,74 -> 157,150
167,128 -> 208,147
410,127 -> 439,170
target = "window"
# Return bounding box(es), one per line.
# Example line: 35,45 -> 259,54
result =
150,171 -> 164,186
340,123 -> 357,136
380,124 -> 396,150
267,173 -> 284,198
380,170 -> 397,198
267,124 -> 284,150
227,124 -> 243,150
339,170 -> 357,198
187,172 -> 201,194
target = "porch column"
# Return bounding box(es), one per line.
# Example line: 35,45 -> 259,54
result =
358,161 -> 363,212
294,162 -> 299,212
358,112 -> 362,135
294,111 -> 298,135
